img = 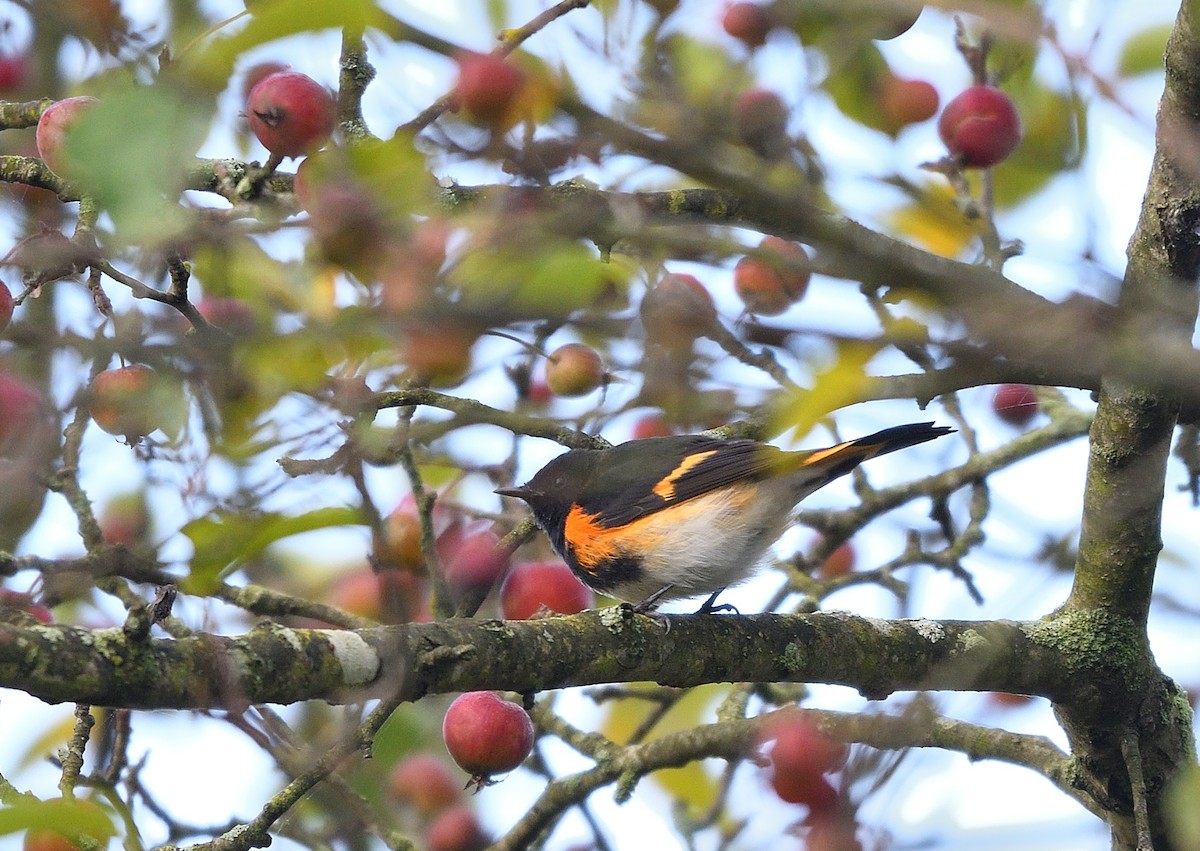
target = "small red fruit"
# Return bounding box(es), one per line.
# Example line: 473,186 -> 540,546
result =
734,237 -> 811,316
545,343 -> 605,397
0,53 -> 28,93
442,691 -> 535,779
989,691 -> 1036,708
631,413 -> 673,439
526,377 -> 552,405
764,711 -> 848,775
0,588 -> 53,624
328,568 -> 422,623
425,804 -> 489,851
877,76 -> 939,134
89,364 -> 161,440
760,710 -> 847,808
240,61 -> 289,104
991,383 -> 1039,426
441,526 -> 510,593
734,88 -> 789,159
454,52 -> 527,129
36,96 -> 99,177
937,85 -> 1022,168
0,280 -> 13,333
246,71 -> 336,158
0,371 -> 44,449
197,297 -> 257,336
640,273 -> 717,346
500,561 -> 594,619
22,828 -> 78,851
805,815 -> 863,851
722,2 -> 774,48
399,323 -> 478,386
379,509 -> 425,572
388,752 -> 463,814
98,491 -> 150,547
816,539 -> 855,578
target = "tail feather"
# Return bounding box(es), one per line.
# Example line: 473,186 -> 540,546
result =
785,422 -> 953,498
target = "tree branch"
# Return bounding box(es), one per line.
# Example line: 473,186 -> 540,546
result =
0,611 -> 1111,711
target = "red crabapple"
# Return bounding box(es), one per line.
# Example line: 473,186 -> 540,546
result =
442,691 -> 534,780
938,85 -> 1022,168
246,71 -> 336,158
545,343 -> 605,397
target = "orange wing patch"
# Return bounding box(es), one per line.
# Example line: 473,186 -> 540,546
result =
652,450 -> 718,501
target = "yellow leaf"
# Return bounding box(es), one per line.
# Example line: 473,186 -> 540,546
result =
772,341 -> 880,442
884,182 -> 981,257
599,684 -> 730,814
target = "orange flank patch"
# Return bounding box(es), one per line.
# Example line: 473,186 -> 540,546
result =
651,450 -> 718,501
563,485 -> 757,577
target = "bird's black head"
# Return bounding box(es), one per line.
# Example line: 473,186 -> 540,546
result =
495,449 -> 599,538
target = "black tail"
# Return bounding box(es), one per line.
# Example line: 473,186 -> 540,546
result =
790,422 -> 954,481
851,422 -> 955,456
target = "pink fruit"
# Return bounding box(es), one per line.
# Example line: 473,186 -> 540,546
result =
734,88 -> 789,159
733,237 -> 811,316
246,71 -> 336,158
388,752 -> 463,814
0,280 -> 12,333
545,343 -> 605,397
722,3 -> 774,48
500,561 -> 594,619
36,96 -> 99,177
441,526 -> 510,593
442,691 -> 534,779
937,85 -> 1021,168
991,383 -> 1039,426
89,365 -> 161,440
640,273 -> 717,345
878,77 -> 939,134
454,52 -> 527,129
0,371 -> 43,448
425,804 -> 489,851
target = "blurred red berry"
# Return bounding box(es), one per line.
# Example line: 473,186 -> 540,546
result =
500,561 -> 594,619
938,85 -> 1022,168
246,71 -> 336,158
991,383 -> 1039,426
722,3 -> 774,48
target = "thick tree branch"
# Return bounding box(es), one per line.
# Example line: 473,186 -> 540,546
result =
0,610 -> 1133,711
1052,3 -> 1200,848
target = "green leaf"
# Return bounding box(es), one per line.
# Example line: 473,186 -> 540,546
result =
181,505 -> 363,594
449,239 -> 611,315
1167,763 -> 1200,849
187,0 -> 390,88
666,36 -> 748,106
1118,24 -> 1171,77
992,84 -> 1084,208
822,43 -> 890,133
66,82 -> 213,242
0,796 -> 116,842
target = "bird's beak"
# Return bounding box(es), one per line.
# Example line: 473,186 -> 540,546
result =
495,484 -> 535,500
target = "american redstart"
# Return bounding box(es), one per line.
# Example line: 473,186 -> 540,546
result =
496,422 -> 953,611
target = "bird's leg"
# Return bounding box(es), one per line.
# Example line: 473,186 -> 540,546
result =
694,588 -> 738,615
631,584 -> 675,613
621,585 -> 676,631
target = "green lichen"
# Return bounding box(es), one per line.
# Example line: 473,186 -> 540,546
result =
1023,609 -> 1149,687
780,641 -> 806,673
955,628 -> 989,654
